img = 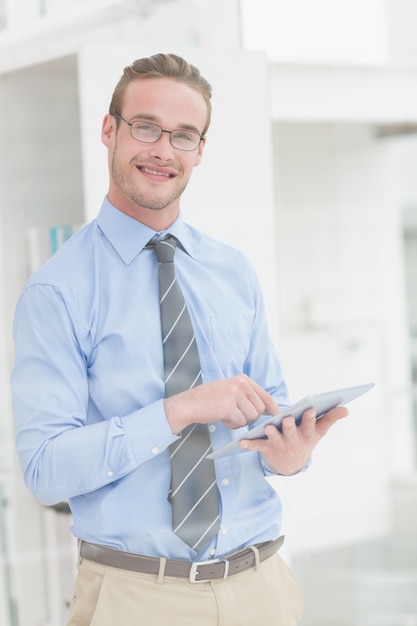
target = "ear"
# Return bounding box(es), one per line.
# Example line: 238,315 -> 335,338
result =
101,114 -> 116,147
194,137 -> 206,167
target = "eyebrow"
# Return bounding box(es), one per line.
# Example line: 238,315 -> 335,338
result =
129,113 -> 202,134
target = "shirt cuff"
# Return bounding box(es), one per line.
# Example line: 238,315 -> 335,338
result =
262,456 -> 312,477
123,399 -> 179,463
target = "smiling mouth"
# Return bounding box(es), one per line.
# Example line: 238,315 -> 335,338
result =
138,166 -> 175,178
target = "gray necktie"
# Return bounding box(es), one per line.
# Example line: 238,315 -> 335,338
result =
149,236 -> 220,552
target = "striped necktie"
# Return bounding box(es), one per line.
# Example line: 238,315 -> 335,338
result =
149,236 -> 220,552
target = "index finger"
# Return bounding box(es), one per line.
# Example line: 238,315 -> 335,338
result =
251,381 -> 281,416
236,375 -> 281,417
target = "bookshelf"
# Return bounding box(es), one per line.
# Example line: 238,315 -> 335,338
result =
0,53 -> 85,626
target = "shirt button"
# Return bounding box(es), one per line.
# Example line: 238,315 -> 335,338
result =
222,478 -> 230,486
107,471 -> 114,478
209,424 -> 216,432
221,528 -> 228,536
209,549 -> 216,557
151,446 -> 160,455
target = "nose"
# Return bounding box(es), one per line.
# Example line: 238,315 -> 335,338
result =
150,130 -> 175,160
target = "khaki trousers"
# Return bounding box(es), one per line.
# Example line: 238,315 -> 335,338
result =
67,550 -> 303,626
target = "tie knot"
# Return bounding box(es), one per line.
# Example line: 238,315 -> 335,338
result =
149,236 -> 177,264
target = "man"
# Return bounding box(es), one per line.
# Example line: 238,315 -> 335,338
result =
12,53 -> 347,625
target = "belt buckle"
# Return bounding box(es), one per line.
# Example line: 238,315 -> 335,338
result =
189,558 -> 229,583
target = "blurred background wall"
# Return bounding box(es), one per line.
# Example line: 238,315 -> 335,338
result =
0,1 -> 416,625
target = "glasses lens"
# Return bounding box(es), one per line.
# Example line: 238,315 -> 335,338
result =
128,119 -> 201,151
170,130 -> 201,151
131,121 -> 161,143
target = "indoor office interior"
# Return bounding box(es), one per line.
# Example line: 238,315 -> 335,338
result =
0,1 -> 417,625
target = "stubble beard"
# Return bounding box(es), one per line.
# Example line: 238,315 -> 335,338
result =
111,154 -> 188,212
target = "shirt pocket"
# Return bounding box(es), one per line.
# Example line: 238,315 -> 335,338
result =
209,315 -> 251,376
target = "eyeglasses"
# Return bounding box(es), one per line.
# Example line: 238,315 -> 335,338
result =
113,114 -> 204,151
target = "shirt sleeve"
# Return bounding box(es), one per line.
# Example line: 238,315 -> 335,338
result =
11,284 -> 178,506
239,261 -> 298,477
243,276 -> 312,478
243,261 -> 289,409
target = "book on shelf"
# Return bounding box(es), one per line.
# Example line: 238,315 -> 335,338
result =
26,224 -> 83,274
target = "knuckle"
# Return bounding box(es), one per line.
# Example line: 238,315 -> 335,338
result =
235,373 -> 248,388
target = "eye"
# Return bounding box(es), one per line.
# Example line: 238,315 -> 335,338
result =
175,131 -> 195,142
135,122 -> 157,132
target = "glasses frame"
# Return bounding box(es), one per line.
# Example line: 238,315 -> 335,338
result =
113,113 -> 204,152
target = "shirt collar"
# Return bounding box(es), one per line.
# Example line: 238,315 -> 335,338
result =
96,197 -> 196,264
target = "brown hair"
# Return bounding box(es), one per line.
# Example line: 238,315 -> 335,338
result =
109,53 -> 212,135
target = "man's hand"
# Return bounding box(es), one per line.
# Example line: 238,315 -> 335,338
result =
164,374 -> 280,435
239,406 -> 348,475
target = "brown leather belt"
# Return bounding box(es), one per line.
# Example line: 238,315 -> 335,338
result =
80,535 -> 284,583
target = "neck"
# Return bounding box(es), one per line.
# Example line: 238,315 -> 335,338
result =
107,194 -> 180,231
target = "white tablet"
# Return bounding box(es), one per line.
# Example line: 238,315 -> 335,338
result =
206,382 -> 374,460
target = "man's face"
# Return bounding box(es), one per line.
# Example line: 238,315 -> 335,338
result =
102,77 -> 208,224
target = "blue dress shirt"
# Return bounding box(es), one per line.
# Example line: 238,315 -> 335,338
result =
12,197 -> 289,561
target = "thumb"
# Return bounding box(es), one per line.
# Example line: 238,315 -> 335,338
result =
315,406 -> 348,438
